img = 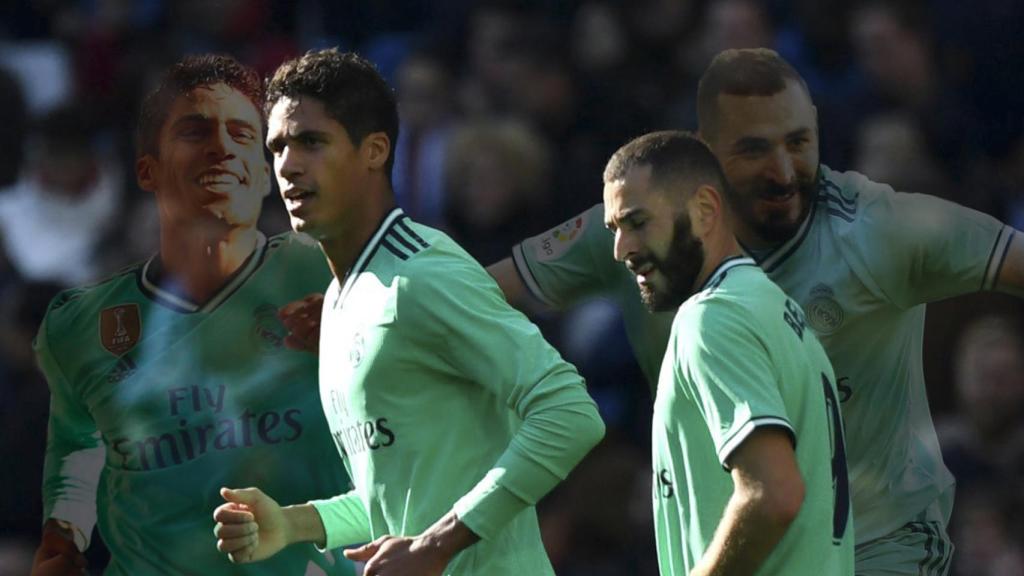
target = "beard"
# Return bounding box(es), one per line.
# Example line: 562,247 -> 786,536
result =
732,169 -> 818,245
635,213 -> 706,313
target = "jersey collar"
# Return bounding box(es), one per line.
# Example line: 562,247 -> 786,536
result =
698,255 -> 757,293
335,207 -> 406,308
138,232 -> 268,313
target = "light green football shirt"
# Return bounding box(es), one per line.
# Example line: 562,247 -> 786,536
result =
310,208 -> 605,575
751,166 -> 1013,541
36,232 -> 355,576
512,204 -> 675,389
654,256 -> 853,575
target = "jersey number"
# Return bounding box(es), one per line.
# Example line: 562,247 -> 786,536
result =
822,373 -> 850,544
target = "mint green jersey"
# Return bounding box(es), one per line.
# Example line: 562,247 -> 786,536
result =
512,204 -> 674,389
36,232 -> 355,576
654,257 -> 853,575
309,208 -> 605,575
751,166 -> 1013,542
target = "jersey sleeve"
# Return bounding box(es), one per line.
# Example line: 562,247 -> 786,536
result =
310,490 -> 372,550
35,311 -> 104,551
677,300 -> 795,469
855,186 -> 1013,308
511,204 -> 621,308
399,256 -> 605,541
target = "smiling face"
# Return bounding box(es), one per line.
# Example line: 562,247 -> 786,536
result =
604,164 -> 706,312
137,83 -> 269,231
704,80 -> 819,248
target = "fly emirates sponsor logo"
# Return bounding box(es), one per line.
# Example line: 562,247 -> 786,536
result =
109,385 -> 305,471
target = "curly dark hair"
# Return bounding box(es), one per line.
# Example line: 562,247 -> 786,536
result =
266,48 -> 399,180
136,54 -> 263,158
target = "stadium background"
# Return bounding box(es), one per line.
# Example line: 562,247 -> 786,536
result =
0,1 -> 1022,574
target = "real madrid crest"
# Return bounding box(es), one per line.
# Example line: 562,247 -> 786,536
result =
100,304 -> 141,356
805,284 -> 844,334
349,332 -> 365,367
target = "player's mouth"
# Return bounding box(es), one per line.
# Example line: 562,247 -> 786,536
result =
197,169 -> 246,192
283,186 -> 317,210
757,189 -> 797,205
628,261 -> 656,286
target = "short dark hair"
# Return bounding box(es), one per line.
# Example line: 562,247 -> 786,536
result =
604,130 -> 729,201
266,49 -> 400,180
136,54 -> 263,159
697,48 -> 809,137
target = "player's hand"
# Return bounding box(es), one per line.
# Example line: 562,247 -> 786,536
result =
343,535 -> 451,576
278,293 -> 324,354
32,520 -> 87,576
213,487 -> 289,564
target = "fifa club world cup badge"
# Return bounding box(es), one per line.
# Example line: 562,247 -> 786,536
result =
349,332 -> 365,368
100,304 -> 141,356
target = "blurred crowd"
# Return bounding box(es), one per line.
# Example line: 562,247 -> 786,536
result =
1,1 -> 1023,574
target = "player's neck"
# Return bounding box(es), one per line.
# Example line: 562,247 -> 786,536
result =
158,224 -> 260,304
319,188 -> 397,282
692,233 -> 742,293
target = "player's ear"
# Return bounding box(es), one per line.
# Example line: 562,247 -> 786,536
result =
689,184 -> 721,237
363,132 -> 391,172
136,155 -> 157,193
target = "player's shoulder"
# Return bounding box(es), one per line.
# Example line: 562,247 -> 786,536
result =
680,260 -> 775,331
39,260 -> 146,341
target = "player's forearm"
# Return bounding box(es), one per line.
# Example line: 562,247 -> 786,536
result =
414,510 -> 480,560
455,381 -> 605,539
281,503 -> 327,548
308,491 -> 372,549
691,484 -> 802,576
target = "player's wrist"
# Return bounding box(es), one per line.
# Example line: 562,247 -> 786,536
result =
283,503 -> 327,548
42,518 -> 86,550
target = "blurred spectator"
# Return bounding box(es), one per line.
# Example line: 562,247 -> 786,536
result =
850,1 -> 935,111
443,119 -> 550,263
0,104 -> 122,287
853,113 -> 953,200
0,67 -> 27,188
939,315 -> 1024,574
393,50 -> 457,227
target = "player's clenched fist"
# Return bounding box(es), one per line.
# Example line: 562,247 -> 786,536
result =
31,519 -> 87,576
213,487 -> 290,564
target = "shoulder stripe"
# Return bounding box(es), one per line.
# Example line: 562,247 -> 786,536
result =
397,219 -> 430,249
825,207 -> 855,223
388,228 -> 421,255
718,416 -> 795,470
821,178 -> 857,210
983,226 -> 1013,291
380,237 -> 409,260
511,243 -> 558,307
336,208 -> 405,307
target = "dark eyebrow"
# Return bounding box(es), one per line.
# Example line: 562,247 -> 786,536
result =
607,207 -> 647,230
731,136 -> 769,152
169,114 -> 209,129
266,129 -> 330,150
786,127 -> 812,140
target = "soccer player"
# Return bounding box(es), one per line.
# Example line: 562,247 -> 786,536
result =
211,49 -> 605,576
492,48 -> 1024,574
32,55 -> 355,576
604,130 -> 853,575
